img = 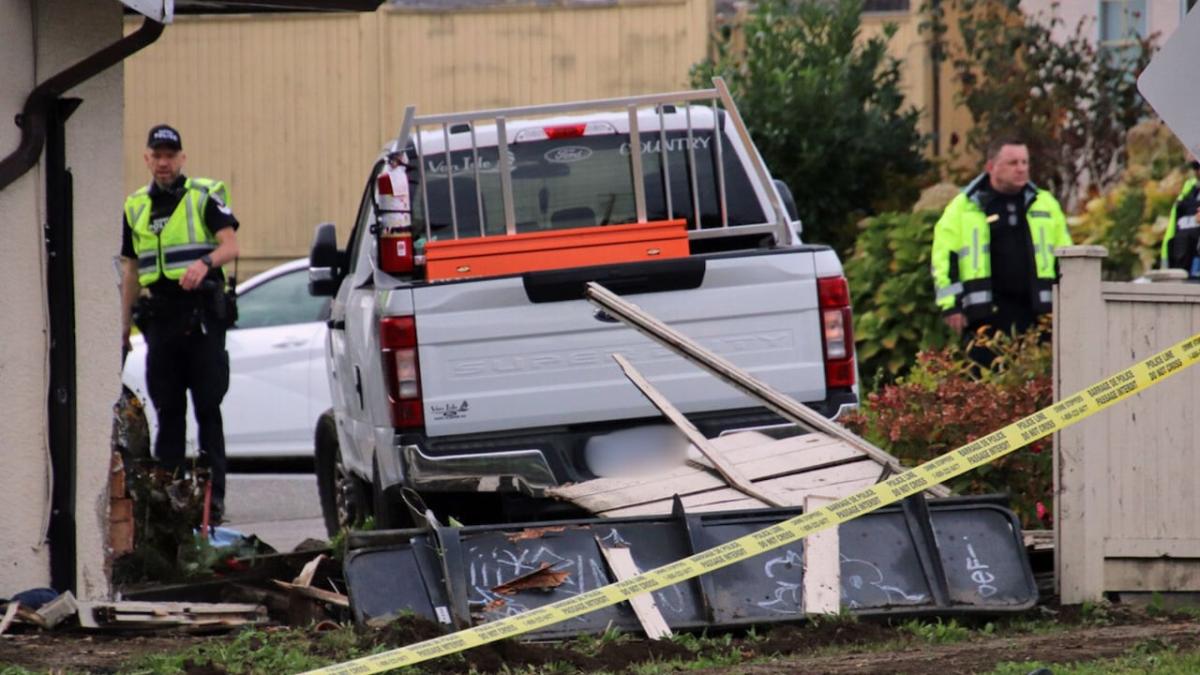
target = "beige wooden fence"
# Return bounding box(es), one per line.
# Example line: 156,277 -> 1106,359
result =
123,1 -> 711,275
1054,246 -> 1200,602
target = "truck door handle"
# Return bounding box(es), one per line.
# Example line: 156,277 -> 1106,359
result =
328,319 -> 345,330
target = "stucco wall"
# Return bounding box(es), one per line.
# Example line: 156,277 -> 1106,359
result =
0,0 -> 51,594
0,0 -> 123,599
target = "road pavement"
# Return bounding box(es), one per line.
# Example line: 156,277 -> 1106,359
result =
223,473 -> 327,552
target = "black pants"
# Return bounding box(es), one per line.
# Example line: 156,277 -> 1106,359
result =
1168,227 -> 1200,273
964,295 -> 1044,369
144,311 -> 230,506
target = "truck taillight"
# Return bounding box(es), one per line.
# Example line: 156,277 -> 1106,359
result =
817,276 -> 855,389
381,316 -> 423,429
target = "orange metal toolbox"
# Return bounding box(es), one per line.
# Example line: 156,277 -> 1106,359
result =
423,219 -> 689,282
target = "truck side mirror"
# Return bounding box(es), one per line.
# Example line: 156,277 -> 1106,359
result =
309,222 -> 343,297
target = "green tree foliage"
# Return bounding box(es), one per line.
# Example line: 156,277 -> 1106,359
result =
846,210 -> 955,390
694,0 -> 930,254
929,0 -> 1155,210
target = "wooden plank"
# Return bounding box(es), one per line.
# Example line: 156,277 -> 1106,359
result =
1101,281 -> 1200,301
1111,302 -> 1140,549
272,580 -> 351,608
553,432 -> 854,500
79,601 -> 263,615
1105,539 -> 1200,558
598,460 -> 879,513
1104,558 -> 1200,592
802,495 -> 840,615
0,602 -> 19,637
1054,249 -> 1109,604
292,554 -> 327,587
557,442 -> 872,514
604,475 -> 876,517
77,602 -> 99,629
612,353 -> 791,507
585,282 -> 951,497
596,538 -> 672,640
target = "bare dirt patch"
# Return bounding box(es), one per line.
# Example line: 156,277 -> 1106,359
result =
699,621 -> 1200,674
0,632 -> 216,673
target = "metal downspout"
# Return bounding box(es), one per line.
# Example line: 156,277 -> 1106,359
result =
929,0 -> 942,157
0,16 -> 164,192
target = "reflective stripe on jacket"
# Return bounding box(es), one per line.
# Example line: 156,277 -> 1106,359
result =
1160,175 -> 1198,268
124,177 -> 229,287
931,174 -> 1071,318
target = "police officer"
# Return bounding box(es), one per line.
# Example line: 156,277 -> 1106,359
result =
932,136 -> 1071,366
1160,159 -> 1200,276
119,124 -> 240,522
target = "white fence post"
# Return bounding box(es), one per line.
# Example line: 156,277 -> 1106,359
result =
1053,245 -> 1108,604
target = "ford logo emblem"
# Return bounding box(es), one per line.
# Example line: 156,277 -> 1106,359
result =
544,146 -> 592,164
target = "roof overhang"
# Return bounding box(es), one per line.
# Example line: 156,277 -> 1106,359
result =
122,0 -> 384,22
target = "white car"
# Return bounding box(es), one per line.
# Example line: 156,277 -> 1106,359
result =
122,258 -> 331,459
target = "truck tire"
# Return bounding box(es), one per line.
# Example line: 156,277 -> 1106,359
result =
372,458 -> 413,530
314,412 -> 369,537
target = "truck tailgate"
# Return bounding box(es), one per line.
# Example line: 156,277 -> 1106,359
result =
410,250 -> 827,437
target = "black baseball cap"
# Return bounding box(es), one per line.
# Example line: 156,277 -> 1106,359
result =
147,124 -> 182,151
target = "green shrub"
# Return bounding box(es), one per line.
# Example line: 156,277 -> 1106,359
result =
846,209 -> 955,390
842,327 -> 1054,528
693,0 -> 930,254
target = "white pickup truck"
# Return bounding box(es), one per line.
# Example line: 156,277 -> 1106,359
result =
308,80 -> 858,534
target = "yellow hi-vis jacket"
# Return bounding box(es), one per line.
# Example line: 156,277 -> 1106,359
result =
1160,175 -> 1198,268
124,177 -> 229,287
931,174 -> 1071,319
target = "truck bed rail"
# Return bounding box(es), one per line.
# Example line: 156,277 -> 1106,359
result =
387,78 -> 791,248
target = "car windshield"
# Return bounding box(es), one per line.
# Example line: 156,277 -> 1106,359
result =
407,130 -> 766,242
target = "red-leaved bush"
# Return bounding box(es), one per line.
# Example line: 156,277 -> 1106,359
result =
842,324 -> 1054,529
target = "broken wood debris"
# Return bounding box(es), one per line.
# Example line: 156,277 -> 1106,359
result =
596,536 -> 671,640
0,602 -> 19,636
612,353 -> 791,508
584,282 -> 950,498
0,591 -> 80,633
491,563 -> 570,595
76,601 -> 267,630
549,431 -> 885,517
504,526 -> 571,542
271,581 -> 350,608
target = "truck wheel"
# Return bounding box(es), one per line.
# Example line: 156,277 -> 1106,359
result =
315,413 -> 369,537
372,458 -> 413,530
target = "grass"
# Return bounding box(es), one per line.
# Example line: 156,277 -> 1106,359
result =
900,618 -> 975,644
119,625 -> 387,675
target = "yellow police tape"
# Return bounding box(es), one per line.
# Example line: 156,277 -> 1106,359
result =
306,332 -> 1200,675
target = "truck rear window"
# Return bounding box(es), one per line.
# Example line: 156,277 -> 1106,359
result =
409,130 -> 767,241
